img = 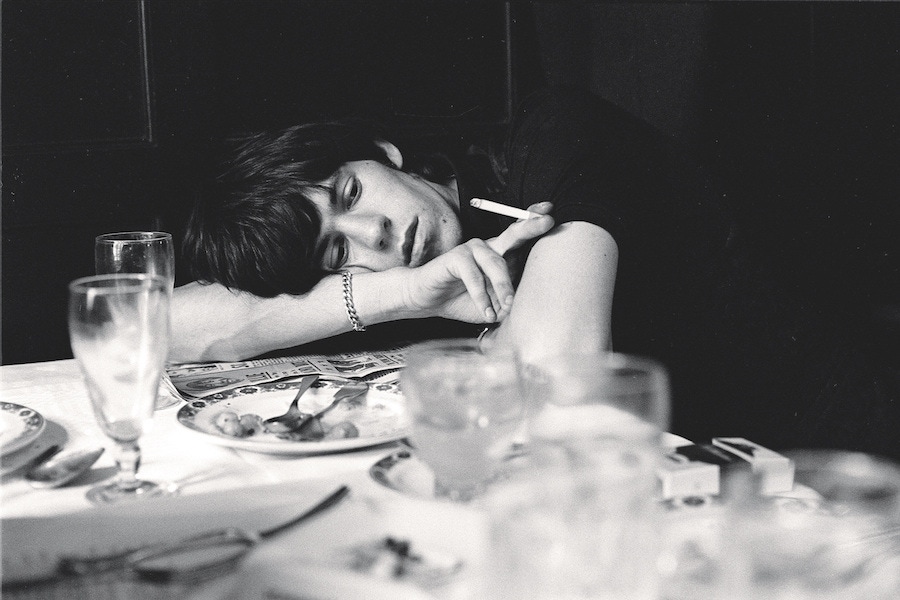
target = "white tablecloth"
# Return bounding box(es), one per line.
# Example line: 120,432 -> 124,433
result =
0,360 -> 486,599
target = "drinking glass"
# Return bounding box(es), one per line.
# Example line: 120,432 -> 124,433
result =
400,338 -> 525,502
716,450 -> 900,600
69,274 -> 174,504
95,231 -> 174,294
481,353 -> 671,600
95,231 -> 178,409
527,352 -> 671,467
483,466 -> 661,600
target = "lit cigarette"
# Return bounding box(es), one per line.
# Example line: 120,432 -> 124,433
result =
469,198 -> 540,220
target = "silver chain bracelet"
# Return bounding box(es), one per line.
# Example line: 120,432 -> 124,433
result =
340,271 -> 366,332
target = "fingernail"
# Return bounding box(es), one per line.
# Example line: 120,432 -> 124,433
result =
484,307 -> 496,321
504,295 -> 514,307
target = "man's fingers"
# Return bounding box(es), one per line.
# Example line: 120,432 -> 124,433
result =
489,211 -> 555,256
446,246 -> 497,320
468,240 -> 514,318
526,201 -> 554,216
447,240 -> 514,321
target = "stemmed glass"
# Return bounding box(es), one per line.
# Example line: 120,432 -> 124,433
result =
68,274 -> 174,504
95,231 -> 178,409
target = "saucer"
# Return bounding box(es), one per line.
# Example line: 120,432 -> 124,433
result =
1,403 -> 46,457
369,450 -> 437,500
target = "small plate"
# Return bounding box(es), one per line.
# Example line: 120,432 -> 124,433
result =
176,377 -> 408,455
370,445 -> 531,501
0,420 -> 69,477
0,403 -> 46,457
370,449 -> 437,500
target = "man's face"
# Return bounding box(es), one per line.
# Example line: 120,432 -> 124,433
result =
310,160 -> 462,273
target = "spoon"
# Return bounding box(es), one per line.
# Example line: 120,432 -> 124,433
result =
26,447 -> 105,489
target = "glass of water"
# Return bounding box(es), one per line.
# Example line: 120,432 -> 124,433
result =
95,231 -> 178,409
481,352 -> 671,600
400,338 -> 525,502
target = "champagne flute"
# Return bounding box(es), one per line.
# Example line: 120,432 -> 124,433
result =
68,274 -> 174,504
95,231 -> 179,409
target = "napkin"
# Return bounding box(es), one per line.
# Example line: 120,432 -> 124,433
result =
1,478 -> 346,584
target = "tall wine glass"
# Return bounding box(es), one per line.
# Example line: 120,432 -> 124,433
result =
68,274 -> 174,504
95,231 -> 178,409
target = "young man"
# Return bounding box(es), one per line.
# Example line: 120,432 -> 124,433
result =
176,87 -> 900,459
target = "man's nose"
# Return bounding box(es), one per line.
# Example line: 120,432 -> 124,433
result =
344,214 -> 392,251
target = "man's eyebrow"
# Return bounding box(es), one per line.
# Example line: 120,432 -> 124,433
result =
328,182 -> 339,208
324,172 -> 341,208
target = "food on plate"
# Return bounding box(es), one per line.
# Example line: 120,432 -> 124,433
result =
211,410 -> 360,441
343,537 -> 463,587
212,411 -> 246,437
324,421 -> 359,439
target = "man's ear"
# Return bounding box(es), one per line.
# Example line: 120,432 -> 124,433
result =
376,140 -> 403,169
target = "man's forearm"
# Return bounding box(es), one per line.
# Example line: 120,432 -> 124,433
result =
492,221 -> 617,365
170,271 -> 417,363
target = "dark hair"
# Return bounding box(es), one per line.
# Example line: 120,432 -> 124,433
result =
184,121 -> 452,297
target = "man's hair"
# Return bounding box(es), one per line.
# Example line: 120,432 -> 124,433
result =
184,121 -> 431,297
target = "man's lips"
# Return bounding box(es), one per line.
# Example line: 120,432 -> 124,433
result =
402,216 -> 418,266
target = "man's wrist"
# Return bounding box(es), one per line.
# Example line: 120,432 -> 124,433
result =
349,268 -> 426,325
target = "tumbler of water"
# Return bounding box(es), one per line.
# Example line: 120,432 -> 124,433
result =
95,231 -> 178,409
718,450 -> 900,600
482,352 -> 671,600
401,338 -> 525,502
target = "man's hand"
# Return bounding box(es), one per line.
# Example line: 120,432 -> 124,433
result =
400,202 -> 554,323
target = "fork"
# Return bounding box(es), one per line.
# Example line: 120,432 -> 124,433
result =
264,375 -> 320,431
283,382 -> 369,434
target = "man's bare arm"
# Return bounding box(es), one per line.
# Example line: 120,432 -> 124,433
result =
170,275 -> 404,363
491,221 -> 618,365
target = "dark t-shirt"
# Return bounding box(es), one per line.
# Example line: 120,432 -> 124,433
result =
464,88 -> 899,458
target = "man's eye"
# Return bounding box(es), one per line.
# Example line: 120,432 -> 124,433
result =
345,178 -> 360,208
323,236 -> 348,270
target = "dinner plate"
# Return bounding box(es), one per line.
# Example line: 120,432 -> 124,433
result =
0,403 -> 46,457
176,377 -> 408,455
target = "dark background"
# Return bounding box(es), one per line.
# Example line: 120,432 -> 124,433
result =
3,1 -> 898,365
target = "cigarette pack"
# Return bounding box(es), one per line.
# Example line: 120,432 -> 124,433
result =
656,448 -> 720,499
711,437 -> 794,494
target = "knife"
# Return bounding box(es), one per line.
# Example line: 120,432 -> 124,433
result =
57,484 -> 351,581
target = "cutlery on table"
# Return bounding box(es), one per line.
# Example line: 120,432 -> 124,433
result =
5,444 -> 62,478
26,447 -> 105,489
58,484 -> 351,582
288,382 -> 369,435
264,375 -> 320,432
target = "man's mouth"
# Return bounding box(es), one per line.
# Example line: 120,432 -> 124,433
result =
402,216 -> 418,266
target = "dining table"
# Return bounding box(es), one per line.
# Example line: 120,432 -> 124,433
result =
1,358 -> 488,600
4,357 -> 900,600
